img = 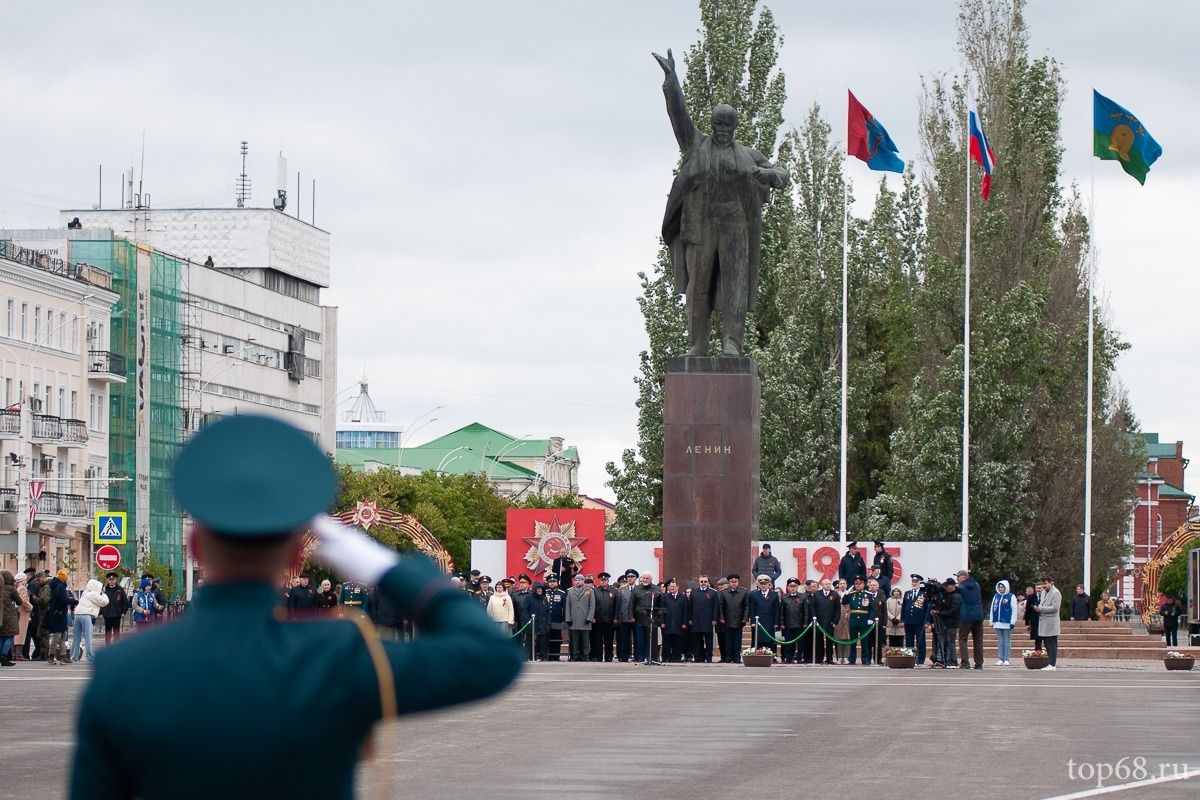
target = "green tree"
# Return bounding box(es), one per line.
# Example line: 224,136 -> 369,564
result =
1157,538 -> 1198,601
606,0 -> 789,538
860,0 -> 1141,588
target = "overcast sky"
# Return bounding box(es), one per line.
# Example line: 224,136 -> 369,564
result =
1,2 -> 1194,499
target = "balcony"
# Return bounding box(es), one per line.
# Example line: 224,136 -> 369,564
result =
86,496 -> 127,516
30,415 -> 88,448
88,350 -> 127,383
0,486 -> 14,512
0,410 -> 18,439
38,491 -> 87,519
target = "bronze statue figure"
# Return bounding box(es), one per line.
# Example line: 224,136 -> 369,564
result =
653,48 -> 789,358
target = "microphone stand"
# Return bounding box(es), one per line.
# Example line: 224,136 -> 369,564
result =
643,589 -> 662,666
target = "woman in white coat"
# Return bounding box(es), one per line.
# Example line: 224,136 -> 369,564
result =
487,583 -> 515,635
70,578 -> 110,663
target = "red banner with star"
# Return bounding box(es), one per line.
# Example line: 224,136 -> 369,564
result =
505,509 -> 605,583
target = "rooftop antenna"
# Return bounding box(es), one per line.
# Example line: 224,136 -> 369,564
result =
235,141 -> 251,208
273,151 -> 288,211
136,129 -> 146,209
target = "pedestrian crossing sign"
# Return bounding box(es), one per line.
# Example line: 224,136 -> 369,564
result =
94,511 -> 127,545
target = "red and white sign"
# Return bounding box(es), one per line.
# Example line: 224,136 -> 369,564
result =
95,544 -> 122,571
505,509 -> 605,581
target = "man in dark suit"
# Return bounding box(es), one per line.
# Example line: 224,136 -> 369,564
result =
717,574 -> 749,663
69,414 -> 522,799
630,572 -> 661,663
748,575 -> 781,652
811,578 -> 841,665
659,579 -> 688,662
687,574 -> 720,663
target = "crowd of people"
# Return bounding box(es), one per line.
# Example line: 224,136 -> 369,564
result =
3,541 -> 1184,671
452,542 -> 1161,670
0,569 -> 179,666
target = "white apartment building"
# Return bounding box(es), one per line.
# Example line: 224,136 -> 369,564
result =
60,208 -> 339,452
0,237 -> 120,579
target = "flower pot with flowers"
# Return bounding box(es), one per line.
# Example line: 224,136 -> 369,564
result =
883,647 -> 917,669
741,646 -> 774,667
1022,649 -> 1051,670
1163,651 -> 1195,671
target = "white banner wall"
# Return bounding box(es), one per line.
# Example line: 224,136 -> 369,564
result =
470,539 -> 964,586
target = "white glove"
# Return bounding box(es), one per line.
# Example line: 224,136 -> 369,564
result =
311,514 -> 399,585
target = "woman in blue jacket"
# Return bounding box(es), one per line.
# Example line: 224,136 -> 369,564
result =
989,580 -> 1019,665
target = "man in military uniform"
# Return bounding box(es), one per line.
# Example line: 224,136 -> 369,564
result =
69,414 -> 522,799
838,541 -> 867,585
779,578 -> 808,664
589,572 -> 617,662
544,574 -> 568,661
841,575 -> 877,666
902,574 -> 930,665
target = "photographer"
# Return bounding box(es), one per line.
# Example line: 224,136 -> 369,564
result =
933,578 -> 962,669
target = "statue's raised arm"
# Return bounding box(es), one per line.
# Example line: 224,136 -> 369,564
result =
653,49 -> 696,153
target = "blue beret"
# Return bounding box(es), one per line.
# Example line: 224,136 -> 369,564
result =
173,414 -> 334,536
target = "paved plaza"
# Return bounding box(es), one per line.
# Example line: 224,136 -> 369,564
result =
3,658 -> 1197,799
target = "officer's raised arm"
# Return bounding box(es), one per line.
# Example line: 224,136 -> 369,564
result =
313,515 -> 523,714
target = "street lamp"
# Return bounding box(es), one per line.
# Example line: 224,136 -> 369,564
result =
436,445 -> 470,473
395,404 -> 445,470
484,435 -> 534,480
9,293 -> 99,570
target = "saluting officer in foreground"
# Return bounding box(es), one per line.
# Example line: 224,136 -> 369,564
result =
69,415 -> 523,799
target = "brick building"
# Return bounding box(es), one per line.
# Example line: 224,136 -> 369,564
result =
1120,433 -> 1193,608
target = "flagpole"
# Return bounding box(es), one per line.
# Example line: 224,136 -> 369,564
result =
1083,161 -> 1096,592
839,154 -> 849,546
960,105 -> 972,571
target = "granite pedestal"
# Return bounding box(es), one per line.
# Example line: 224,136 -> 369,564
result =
661,356 -> 760,585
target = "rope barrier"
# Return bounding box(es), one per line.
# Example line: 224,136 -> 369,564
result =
510,619 -> 532,638
754,621 -> 814,645
813,620 -> 877,645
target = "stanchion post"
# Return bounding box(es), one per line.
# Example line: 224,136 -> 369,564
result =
754,615 -> 760,649
812,616 -> 817,665
530,614 -> 536,661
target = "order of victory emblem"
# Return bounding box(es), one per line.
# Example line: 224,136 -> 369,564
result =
353,500 -> 379,531
522,515 -> 586,573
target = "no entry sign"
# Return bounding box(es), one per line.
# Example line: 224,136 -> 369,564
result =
95,544 -> 121,571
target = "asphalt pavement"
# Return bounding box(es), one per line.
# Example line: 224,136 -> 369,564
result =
3,658 -> 1197,799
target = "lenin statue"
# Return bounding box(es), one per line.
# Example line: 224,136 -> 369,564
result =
653,48 -> 789,358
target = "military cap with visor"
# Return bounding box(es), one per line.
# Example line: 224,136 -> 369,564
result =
173,414 -> 334,536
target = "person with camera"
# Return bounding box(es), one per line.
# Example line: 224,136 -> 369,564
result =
933,578 -> 962,668
955,569 -> 984,670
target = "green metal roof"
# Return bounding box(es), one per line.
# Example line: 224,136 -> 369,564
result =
336,422 -> 577,480
1160,482 -> 1194,501
1142,432 -> 1178,459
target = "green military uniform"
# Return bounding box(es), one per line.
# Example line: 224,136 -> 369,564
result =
70,415 -> 523,800
841,583 -> 877,665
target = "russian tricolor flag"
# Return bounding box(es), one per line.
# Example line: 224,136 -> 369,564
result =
968,109 -> 994,200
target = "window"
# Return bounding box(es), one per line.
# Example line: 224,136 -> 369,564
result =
70,390 -> 77,418
5,300 -> 11,337
47,309 -> 54,347
1156,513 -> 1163,545
71,316 -> 78,353
4,378 -> 10,407
34,306 -> 40,342
58,388 -> 65,417
20,304 -> 27,341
